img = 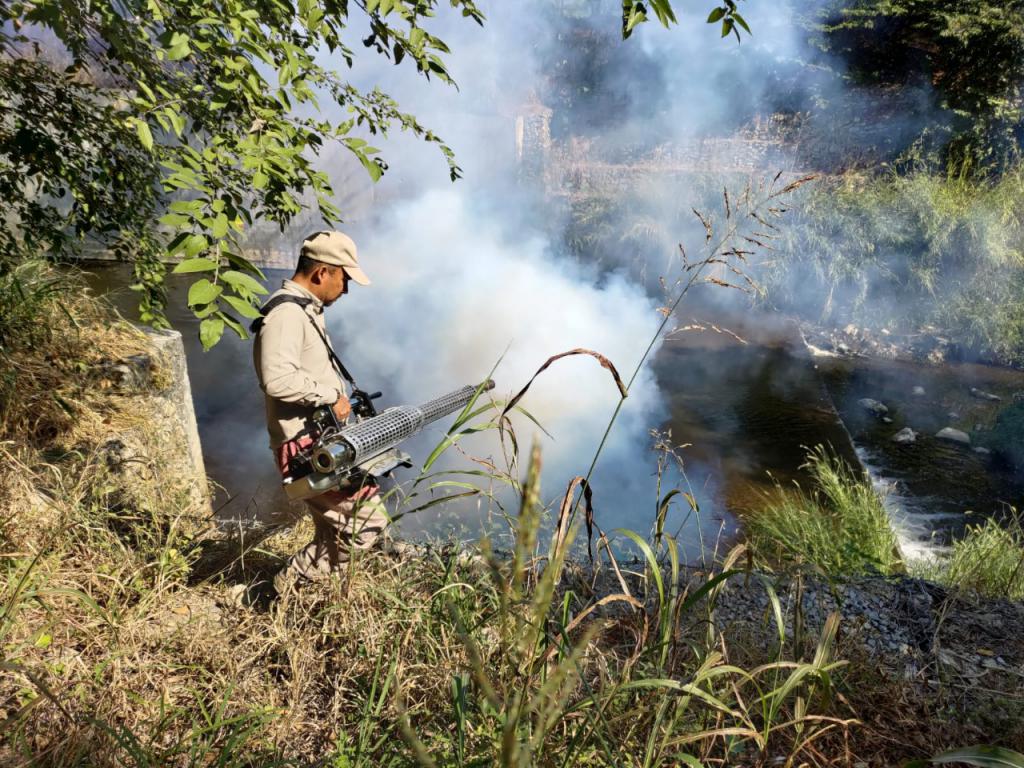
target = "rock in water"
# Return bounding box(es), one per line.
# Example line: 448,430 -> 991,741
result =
858,398 -> 889,416
912,386 -> 926,396
892,427 -> 917,444
936,427 -> 971,445
970,387 -> 1001,402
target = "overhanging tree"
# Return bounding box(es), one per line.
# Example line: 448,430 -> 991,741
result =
1,0 -> 748,348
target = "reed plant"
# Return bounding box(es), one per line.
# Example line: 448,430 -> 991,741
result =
745,446 -> 902,576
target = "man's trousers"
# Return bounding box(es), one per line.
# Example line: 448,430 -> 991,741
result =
274,435 -> 390,584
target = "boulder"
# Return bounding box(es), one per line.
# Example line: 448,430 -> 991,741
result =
936,427 -> 971,445
912,386 -> 926,397
970,387 -> 1001,402
892,427 -> 917,444
858,398 -> 889,416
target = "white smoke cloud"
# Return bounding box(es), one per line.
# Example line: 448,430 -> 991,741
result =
331,187 -> 670,536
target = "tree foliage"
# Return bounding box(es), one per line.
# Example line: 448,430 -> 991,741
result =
2,0 -> 494,346
1,0 -> 739,347
813,0 -> 1024,169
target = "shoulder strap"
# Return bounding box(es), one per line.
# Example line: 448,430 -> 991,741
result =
250,294 -> 357,386
249,295 -> 315,335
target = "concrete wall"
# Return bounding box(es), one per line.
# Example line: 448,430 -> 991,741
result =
145,328 -> 210,510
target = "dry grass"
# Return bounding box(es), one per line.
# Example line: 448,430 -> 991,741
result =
0,260 -> 152,449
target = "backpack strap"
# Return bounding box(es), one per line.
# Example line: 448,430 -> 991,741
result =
249,294 -> 315,335
250,294 -> 357,386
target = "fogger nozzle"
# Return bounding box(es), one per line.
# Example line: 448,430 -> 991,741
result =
309,379 -> 495,476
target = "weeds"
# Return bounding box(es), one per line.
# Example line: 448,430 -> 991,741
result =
0,258 -> 151,447
746,446 -> 903,577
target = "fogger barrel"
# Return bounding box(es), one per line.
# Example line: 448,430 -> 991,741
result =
284,380 -> 495,501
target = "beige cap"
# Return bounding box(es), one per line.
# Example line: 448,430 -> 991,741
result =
300,231 -> 371,285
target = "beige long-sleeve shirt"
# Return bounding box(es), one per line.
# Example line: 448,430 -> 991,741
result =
253,280 -> 346,448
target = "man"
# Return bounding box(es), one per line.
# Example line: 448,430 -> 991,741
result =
252,230 -> 389,590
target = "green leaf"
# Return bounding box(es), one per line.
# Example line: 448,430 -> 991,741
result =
622,1 -> 647,38
187,279 -> 222,306
650,0 -> 677,26
217,311 -> 248,340
158,212 -> 191,227
172,257 -> 218,274
210,213 -> 229,238
721,18 -> 733,37
354,152 -> 383,182
910,746 -> 1024,768
223,294 -> 262,319
707,7 -> 725,23
166,32 -> 191,61
134,120 -> 153,151
199,317 -> 225,350
221,269 -> 268,296
169,200 -> 202,216
184,234 -> 209,257
166,109 -> 186,137
732,11 -> 752,35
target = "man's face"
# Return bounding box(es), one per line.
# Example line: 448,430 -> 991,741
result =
318,265 -> 348,306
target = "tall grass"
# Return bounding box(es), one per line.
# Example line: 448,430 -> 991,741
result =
746,446 -> 902,576
912,511 -> 1024,600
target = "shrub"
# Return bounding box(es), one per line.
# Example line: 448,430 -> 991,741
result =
767,164 -> 1024,365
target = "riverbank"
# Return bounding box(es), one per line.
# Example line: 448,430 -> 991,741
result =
3,263 -> 1023,765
